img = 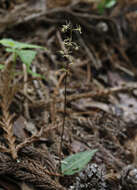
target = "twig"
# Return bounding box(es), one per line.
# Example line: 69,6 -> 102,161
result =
76,32 -> 101,69
16,124 -> 58,152
23,64 -> 30,119
32,65 -> 44,99
29,82 -> 137,110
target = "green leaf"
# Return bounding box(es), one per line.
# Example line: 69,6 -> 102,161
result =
0,39 -> 16,48
0,64 -> 4,70
98,0 -> 116,14
61,149 -> 98,175
105,0 -> 116,8
17,50 -> 37,66
0,39 -> 47,50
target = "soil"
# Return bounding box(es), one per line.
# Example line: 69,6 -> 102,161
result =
0,0 -> 137,190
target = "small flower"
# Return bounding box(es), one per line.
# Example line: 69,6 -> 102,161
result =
61,22 -> 71,33
75,46 -> 79,51
74,25 -> 82,34
59,50 -> 65,55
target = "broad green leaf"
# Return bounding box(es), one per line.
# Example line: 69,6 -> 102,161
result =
17,50 -> 37,66
61,149 -> 98,175
0,64 -> 4,69
0,39 -> 47,50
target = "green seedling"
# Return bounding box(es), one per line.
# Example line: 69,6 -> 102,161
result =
61,149 -> 98,175
0,38 -> 48,77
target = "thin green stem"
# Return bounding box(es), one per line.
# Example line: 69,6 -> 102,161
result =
12,51 -> 17,66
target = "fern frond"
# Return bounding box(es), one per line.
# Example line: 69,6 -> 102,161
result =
0,62 -> 17,159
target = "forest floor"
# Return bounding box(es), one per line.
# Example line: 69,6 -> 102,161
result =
0,0 -> 137,190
